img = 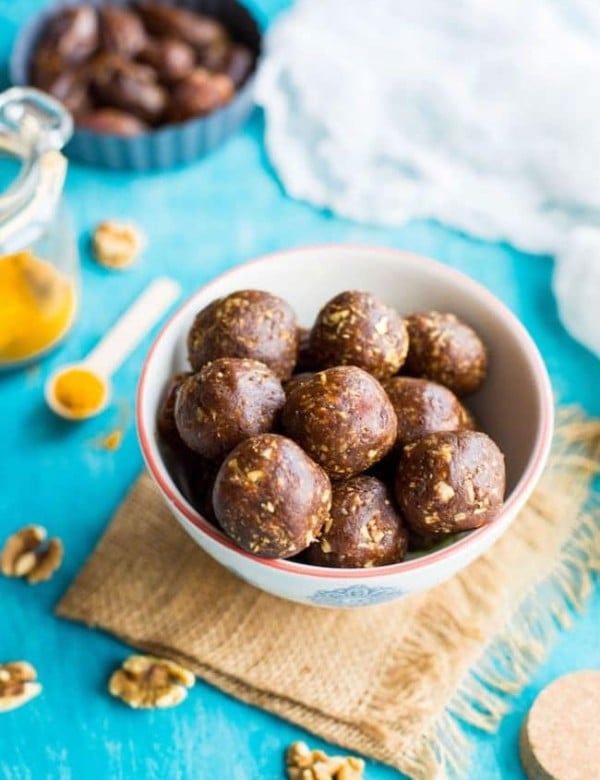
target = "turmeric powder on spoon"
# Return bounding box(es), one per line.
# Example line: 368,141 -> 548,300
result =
52,368 -> 107,419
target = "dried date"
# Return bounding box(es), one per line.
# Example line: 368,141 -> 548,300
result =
137,38 -> 196,83
167,69 -> 234,122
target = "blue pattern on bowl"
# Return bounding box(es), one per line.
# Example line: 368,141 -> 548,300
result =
309,584 -> 405,607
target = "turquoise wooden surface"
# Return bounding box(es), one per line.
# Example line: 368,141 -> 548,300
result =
0,2 -> 598,778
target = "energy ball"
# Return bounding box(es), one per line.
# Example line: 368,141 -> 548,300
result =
283,372 -> 314,398
405,311 -> 488,396
382,376 -> 474,447
187,290 -> 299,379
156,371 -> 192,442
305,475 -> 408,568
395,430 -> 505,535
282,366 -> 397,479
213,433 -> 332,558
174,358 -> 285,460
309,290 -> 409,378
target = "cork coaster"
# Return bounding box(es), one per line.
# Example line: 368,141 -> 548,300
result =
519,670 -> 600,780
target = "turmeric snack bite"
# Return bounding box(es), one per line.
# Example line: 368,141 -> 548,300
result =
405,311 -> 487,396
382,376 -> 474,447
213,434 -> 332,558
305,475 -> 408,568
282,366 -> 397,479
395,430 -> 505,535
309,290 -> 409,379
175,358 -> 285,460
187,290 -> 299,380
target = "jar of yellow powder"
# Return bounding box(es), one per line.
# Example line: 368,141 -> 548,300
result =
0,87 -> 78,369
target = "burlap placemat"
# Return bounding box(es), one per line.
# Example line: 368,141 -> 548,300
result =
57,409 -> 599,779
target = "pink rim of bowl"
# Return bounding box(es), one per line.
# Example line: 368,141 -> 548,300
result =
137,244 -> 555,580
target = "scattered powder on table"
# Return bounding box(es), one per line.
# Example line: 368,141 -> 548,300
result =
101,430 -> 123,451
88,400 -> 131,451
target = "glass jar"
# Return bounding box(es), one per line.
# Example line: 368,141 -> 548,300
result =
0,87 -> 78,369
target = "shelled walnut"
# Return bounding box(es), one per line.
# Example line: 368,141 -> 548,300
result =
1,525 -> 63,584
92,220 -> 145,270
0,661 -> 42,713
108,655 -> 195,709
286,742 -> 365,780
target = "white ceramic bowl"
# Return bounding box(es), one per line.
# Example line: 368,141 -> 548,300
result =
137,245 -> 554,608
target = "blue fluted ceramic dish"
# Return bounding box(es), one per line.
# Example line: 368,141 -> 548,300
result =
10,0 -> 262,171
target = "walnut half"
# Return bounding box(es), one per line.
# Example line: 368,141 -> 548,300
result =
0,525 -> 64,584
92,220 -> 145,270
0,661 -> 42,713
109,655 -> 195,709
286,741 -> 365,780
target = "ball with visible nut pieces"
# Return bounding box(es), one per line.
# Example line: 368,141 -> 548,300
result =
382,376 -> 474,447
174,358 -> 285,460
213,433 -> 332,558
395,430 -> 505,535
187,290 -> 299,380
305,475 -> 408,568
309,290 -> 409,379
283,372 -> 314,398
405,311 -> 488,396
282,366 -> 397,479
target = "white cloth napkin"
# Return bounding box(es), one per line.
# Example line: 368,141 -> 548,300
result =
256,0 -> 600,357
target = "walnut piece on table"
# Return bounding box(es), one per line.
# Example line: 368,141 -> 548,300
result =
286,741 -> 365,780
0,525 -> 64,584
92,220 -> 145,270
0,661 -> 42,713
109,655 -> 196,709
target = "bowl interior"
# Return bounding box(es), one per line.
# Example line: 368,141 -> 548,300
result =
139,245 -> 552,566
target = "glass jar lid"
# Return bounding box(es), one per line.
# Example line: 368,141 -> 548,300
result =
0,87 -> 73,254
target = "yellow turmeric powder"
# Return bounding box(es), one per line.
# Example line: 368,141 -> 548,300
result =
0,251 -> 76,364
53,368 -> 106,418
101,429 -> 123,451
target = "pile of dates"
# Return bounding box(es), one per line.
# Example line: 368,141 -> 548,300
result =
158,289 -> 506,569
30,2 -> 257,134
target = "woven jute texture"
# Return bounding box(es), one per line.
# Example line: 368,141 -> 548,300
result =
57,410 -> 600,779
